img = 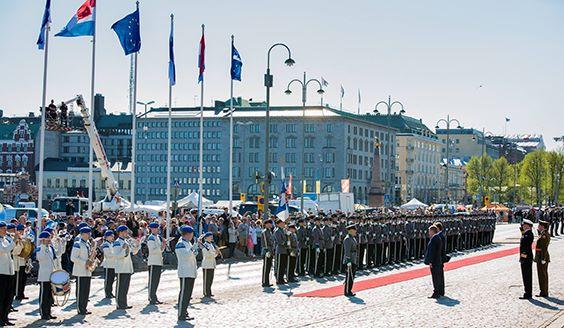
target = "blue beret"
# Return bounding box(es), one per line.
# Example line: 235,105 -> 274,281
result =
203,232 -> 213,238
104,230 -> 115,238
148,222 -> 159,229
44,227 -> 54,233
77,222 -> 88,229
39,231 -> 51,239
0,222 -> 6,227
79,227 -> 92,234
16,224 -> 25,231
116,225 -> 128,233
7,223 -> 15,230
180,225 -> 194,234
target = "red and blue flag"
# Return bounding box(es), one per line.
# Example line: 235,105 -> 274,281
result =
56,0 -> 96,37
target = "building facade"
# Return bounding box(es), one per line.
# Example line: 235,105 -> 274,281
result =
0,118 -> 38,176
136,103 -> 397,204
436,128 -> 499,162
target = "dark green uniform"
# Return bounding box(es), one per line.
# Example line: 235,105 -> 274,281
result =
534,229 -> 550,297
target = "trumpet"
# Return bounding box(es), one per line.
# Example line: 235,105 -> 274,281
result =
124,237 -> 140,256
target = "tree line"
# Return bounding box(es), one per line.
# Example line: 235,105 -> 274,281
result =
465,150 -> 564,207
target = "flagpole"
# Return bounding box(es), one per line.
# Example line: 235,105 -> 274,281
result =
198,24 -> 205,235
87,5 -> 97,218
37,20 -> 50,245
130,52 -> 139,210
229,35 -> 235,219
166,14 -> 174,242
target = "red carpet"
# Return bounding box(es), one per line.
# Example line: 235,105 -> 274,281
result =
294,246 -> 519,298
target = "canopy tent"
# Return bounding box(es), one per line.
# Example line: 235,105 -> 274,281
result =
481,202 -> 510,212
177,192 -> 213,209
123,203 -> 167,218
400,198 -> 429,210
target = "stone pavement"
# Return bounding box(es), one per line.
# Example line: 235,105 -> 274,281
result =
10,224 -> 563,328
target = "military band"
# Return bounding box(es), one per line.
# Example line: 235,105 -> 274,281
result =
71,226 -> 93,315
175,226 -> 198,321
102,230 -> 116,299
0,221 -> 15,326
37,231 -> 56,320
261,219 -> 274,287
114,225 -> 138,310
200,232 -> 219,297
146,222 -> 164,304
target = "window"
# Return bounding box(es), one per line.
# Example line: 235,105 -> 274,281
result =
286,137 -> 296,148
305,137 -> 314,148
269,136 -> 278,148
269,152 -> 278,163
285,153 -> 296,163
269,124 -> 278,133
286,124 -> 297,133
326,124 -> 333,133
305,123 -> 315,133
304,153 -> 314,163
250,124 -> 260,133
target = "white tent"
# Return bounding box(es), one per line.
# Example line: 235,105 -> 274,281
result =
123,203 -> 166,218
400,198 -> 429,210
177,192 -> 213,209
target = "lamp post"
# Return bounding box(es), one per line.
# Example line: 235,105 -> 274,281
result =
263,43 -> 295,221
374,96 -> 405,207
234,121 -> 253,207
472,128 -> 493,205
435,115 -> 462,204
137,100 -> 155,116
284,72 -> 324,213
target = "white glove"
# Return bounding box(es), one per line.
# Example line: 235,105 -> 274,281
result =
287,241 -> 291,247
347,262 -> 352,267
316,248 -> 321,254
266,251 -> 271,258
541,260 -> 546,265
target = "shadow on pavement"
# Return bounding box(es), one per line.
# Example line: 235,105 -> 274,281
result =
346,296 -> 365,304
527,298 -> 559,310
436,296 -> 460,307
544,296 -> 564,306
103,309 -> 133,320
27,313 -> 87,327
140,304 -> 168,314
174,321 -> 195,328
94,298 -> 112,307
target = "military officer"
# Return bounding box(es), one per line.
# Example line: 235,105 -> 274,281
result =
518,219 -> 534,300
286,223 -> 299,282
273,219 -> 288,284
175,225 -> 198,321
71,226 -> 93,315
321,217 -> 333,275
200,232 -> 219,297
296,218 -> 308,276
146,222 -> 164,304
113,225 -> 139,310
535,220 -> 551,297
261,219 -> 275,287
36,231 -> 56,321
343,224 -> 358,297
311,217 -> 324,277
101,230 -> 116,299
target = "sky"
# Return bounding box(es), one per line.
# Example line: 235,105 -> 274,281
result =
0,0 -> 563,149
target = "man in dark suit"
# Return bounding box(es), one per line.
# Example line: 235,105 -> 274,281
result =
434,221 -> 451,296
519,219 -> 534,299
424,225 -> 444,299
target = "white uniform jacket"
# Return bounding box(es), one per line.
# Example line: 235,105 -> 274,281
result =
101,240 -> 116,269
36,244 -> 57,282
146,234 -> 164,266
113,237 -> 134,274
175,238 -> 198,278
0,235 -> 15,275
200,241 -> 218,269
71,238 -> 92,277
12,239 -> 26,269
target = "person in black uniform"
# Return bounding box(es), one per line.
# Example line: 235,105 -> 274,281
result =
424,225 -> 444,299
343,224 -> 358,297
519,219 -> 534,299
261,219 -> 274,287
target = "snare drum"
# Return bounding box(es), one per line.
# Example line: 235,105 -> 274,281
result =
50,270 -> 71,297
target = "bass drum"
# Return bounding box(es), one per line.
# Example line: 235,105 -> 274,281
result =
18,239 -> 35,260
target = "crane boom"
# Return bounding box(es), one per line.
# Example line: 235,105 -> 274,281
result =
74,95 -> 119,198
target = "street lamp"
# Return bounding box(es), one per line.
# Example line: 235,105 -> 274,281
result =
284,72 -> 324,213
234,121 -> 253,209
263,43 -> 294,221
472,128 -> 494,156
374,96 -> 404,206
435,115 -> 463,204
137,100 -> 155,116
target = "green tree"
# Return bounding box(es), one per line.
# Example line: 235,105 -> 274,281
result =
491,157 -> 511,202
546,151 -> 564,205
520,150 -> 547,207
466,154 -> 493,204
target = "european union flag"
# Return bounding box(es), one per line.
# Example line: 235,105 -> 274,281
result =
37,0 -> 51,50
168,14 -> 176,86
111,5 -> 141,56
231,40 -> 242,81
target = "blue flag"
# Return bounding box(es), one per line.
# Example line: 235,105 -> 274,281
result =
231,40 -> 242,81
111,5 -> 141,56
37,0 -> 51,49
168,15 -> 176,86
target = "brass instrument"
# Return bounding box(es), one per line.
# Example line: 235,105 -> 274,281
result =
125,236 -> 140,256
15,233 -> 35,260
85,238 -> 100,272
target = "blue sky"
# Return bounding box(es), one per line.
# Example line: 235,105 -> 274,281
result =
1,0 -> 563,149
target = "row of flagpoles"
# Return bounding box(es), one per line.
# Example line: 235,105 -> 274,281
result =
34,0 -> 363,234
